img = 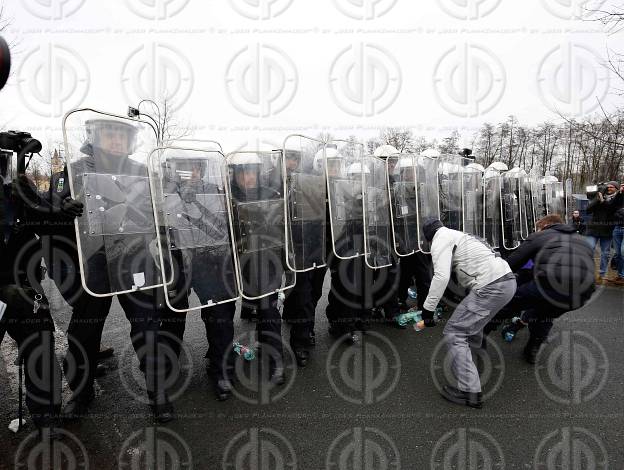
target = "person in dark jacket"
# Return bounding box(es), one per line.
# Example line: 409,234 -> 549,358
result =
492,214 -> 596,364
610,184 -> 624,284
571,210 -> 585,235
585,181 -> 620,280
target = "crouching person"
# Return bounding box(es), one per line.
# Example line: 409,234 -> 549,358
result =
419,219 -> 516,408
493,215 -> 596,364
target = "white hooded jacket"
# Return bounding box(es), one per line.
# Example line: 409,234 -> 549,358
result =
423,227 -> 512,311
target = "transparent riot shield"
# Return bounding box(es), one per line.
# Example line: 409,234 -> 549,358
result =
522,176 -> 536,235
63,108 -> 163,296
438,155 -> 463,231
362,155 -> 392,269
226,151 -> 295,300
416,155 -> 440,253
326,140 -> 365,259
462,163 -> 484,238
500,168 -> 523,250
148,147 -> 239,312
565,178 -> 573,224
483,168 -> 502,249
545,180 -> 565,217
387,154 -> 419,256
534,179 -> 547,219
282,135 -> 327,272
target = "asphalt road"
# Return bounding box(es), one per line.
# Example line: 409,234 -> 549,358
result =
1,275 -> 623,470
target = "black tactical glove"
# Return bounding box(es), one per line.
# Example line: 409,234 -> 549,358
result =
421,308 -> 437,328
60,197 -> 84,218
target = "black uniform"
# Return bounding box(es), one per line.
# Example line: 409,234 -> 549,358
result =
51,154 -> 175,410
230,180 -> 286,371
282,166 -> 327,355
0,175 -> 63,427
158,176 -> 238,385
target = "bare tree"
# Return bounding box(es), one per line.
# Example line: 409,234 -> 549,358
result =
136,96 -> 192,146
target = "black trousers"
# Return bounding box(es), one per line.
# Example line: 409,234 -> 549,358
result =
398,252 -> 433,310
64,288 -> 168,400
326,256 -> 372,331
0,285 -> 62,421
283,267 -> 326,349
488,279 -> 592,344
372,262 -> 401,319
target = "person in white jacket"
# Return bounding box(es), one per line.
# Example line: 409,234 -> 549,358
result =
419,219 -> 517,408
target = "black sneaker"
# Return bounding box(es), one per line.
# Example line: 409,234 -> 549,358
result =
440,385 -> 482,409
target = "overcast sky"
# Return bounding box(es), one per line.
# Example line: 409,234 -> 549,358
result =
1,0 -> 623,152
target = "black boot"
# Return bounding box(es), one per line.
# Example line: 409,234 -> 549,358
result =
62,390 -> 94,421
269,366 -> 286,385
97,347 -> 114,362
440,385 -> 482,409
293,348 -> 309,368
523,339 -> 544,365
149,393 -> 174,423
214,379 -> 233,401
32,417 -> 64,440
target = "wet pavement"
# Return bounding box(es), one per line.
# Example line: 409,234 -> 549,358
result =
1,275 -> 623,469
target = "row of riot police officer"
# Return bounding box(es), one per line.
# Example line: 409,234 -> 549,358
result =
2,107 -> 566,433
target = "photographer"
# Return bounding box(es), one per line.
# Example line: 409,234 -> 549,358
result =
610,183 -> 624,285
0,135 -> 81,435
586,181 -> 620,282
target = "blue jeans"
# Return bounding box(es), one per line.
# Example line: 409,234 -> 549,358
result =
612,226 -> 624,277
586,235 -> 612,276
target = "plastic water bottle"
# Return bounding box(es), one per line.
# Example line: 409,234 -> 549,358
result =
434,307 -> 444,320
406,286 -> 418,309
233,342 -> 255,361
395,310 -> 422,327
502,317 -> 523,342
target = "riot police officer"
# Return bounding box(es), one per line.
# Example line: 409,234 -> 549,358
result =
229,152 -> 288,384
60,117 -> 176,422
157,153 -> 239,401
282,148 -> 327,366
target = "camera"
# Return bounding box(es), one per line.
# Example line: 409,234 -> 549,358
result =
0,131 -> 42,155
586,182 -> 607,199
0,35 -> 10,92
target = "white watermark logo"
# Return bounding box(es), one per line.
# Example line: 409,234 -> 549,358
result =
121,43 -> 194,112
537,42 -> 610,116
333,0 -> 398,20
329,43 -> 402,117
18,44 -> 90,118
226,43 -> 298,117
434,42 -> 506,118
229,0 -> 294,19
